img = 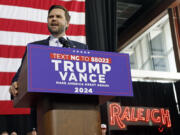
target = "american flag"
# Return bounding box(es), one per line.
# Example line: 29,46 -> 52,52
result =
0,0 -> 85,113
0,0 -> 86,99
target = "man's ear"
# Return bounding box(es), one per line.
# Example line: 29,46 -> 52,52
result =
66,21 -> 70,30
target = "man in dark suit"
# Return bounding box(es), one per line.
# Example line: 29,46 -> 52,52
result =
9,5 -> 87,97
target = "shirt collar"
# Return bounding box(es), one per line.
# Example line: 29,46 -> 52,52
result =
50,35 -> 68,41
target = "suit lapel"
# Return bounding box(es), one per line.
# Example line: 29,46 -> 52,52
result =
44,37 -> 50,46
67,38 -> 77,48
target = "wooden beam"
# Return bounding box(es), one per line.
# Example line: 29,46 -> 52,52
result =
168,7 -> 180,71
169,0 -> 180,8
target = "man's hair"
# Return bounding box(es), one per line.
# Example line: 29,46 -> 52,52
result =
48,5 -> 70,22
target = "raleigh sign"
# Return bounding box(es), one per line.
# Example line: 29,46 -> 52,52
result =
108,102 -> 171,130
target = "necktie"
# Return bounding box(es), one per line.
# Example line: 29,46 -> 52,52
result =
59,37 -> 70,48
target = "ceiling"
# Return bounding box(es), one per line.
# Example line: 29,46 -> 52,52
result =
117,0 -> 164,34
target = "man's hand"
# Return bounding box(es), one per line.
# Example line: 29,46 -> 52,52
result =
9,81 -> 18,97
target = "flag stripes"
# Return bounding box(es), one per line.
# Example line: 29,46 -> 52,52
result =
0,31 -> 49,46
0,0 -> 85,12
0,87 -> 11,100
0,0 -> 86,102
0,45 -> 26,58
0,72 -> 16,85
0,5 -> 85,24
0,101 -> 30,115
0,31 -> 85,46
0,18 -> 85,36
0,58 -> 21,72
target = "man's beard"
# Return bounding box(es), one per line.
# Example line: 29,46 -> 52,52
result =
48,24 -> 66,36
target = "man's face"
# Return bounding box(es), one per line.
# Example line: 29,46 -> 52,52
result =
48,8 -> 69,37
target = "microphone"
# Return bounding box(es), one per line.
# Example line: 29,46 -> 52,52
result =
59,37 -> 70,48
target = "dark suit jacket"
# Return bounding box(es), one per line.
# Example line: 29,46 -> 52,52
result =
12,37 -> 88,82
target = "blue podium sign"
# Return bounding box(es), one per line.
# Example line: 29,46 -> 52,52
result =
27,44 -> 133,96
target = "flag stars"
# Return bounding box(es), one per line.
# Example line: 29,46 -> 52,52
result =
72,50 -> 90,54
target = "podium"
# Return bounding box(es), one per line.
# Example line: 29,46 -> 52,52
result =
13,44 -> 133,135
13,45 -> 115,135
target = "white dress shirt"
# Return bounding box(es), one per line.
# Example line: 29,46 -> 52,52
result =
49,35 -> 68,47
